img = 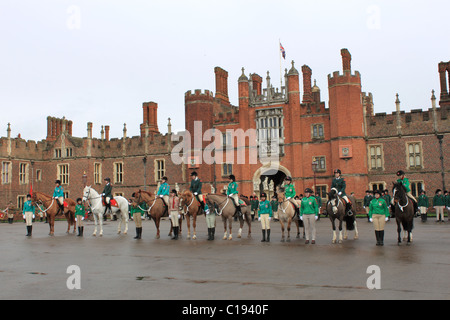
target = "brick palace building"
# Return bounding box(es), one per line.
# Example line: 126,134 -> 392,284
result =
1,49 -> 449,211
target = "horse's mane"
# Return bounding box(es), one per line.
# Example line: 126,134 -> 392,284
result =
139,190 -> 153,197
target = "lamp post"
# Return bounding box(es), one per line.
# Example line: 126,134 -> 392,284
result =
312,157 -> 318,195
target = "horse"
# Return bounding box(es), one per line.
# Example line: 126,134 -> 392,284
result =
82,186 -> 129,236
131,189 -> 170,239
325,188 -> 359,243
178,190 -> 204,240
31,191 -> 76,236
205,193 -> 252,240
276,190 -> 303,242
392,182 -> 414,245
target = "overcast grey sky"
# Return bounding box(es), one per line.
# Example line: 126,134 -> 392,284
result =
1,0 -> 448,141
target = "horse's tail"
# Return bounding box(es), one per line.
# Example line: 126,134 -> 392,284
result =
344,214 -> 355,231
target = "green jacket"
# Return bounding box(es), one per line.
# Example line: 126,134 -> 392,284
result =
130,203 -> 147,217
363,195 -> 373,207
102,183 -> 112,198
417,195 -> 429,208
270,200 -> 278,212
433,194 -> 445,206
75,204 -> 85,217
258,200 -> 273,217
368,198 -> 389,218
157,182 -> 170,196
300,196 -> 319,216
397,177 -> 411,193
251,199 -> 259,211
189,178 -> 202,194
331,177 -> 346,196
227,182 -> 238,195
284,184 -> 296,198
23,200 -> 35,213
53,186 -> 64,198
383,194 -> 392,205
445,195 -> 450,207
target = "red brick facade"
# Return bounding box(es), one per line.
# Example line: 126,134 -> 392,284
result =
1,49 -> 449,211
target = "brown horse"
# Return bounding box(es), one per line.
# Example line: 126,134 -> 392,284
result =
178,190 -> 203,240
276,190 -> 302,242
205,193 -> 252,240
32,191 -> 76,236
132,190 -> 168,239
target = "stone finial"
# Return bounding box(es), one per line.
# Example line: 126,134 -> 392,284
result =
288,60 -> 299,75
167,118 -> 172,135
238,67 -> 248,82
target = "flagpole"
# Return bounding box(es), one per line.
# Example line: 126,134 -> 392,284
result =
279,39 -> 282,88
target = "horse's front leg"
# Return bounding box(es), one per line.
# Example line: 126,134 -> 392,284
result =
186,214 -> 192,239
287,218 -> 292,242
237,216 -> 244,238
123,214 -> 128,234
331,219 -> 337,243
92,214 -> 98,236
354,220 -> 359,240
280,220 -> 285,242
397,223 -> 402,245
228,217 -> 232,240
117,212 -> 122,234
338,220 -> 343,243
192,215 -> 197,240
99,214 -> 103,237
222,217 -> 227,240
154,218 -> 160,239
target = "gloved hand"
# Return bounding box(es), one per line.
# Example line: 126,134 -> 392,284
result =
369,218 -> 373,222
385,217 -> 389,222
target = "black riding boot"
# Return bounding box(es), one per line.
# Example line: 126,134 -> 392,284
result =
261,230 -> 266,242
77,227 -> 81,236
26,226 -> 30,236
80,226 -> 84,237
375,231 -> 380,246
379,230 -> 384,246
174,227 -> 179,240
207,228 -> 212,240
211,227 -> 215,240
266,229 -> 271,242
172,227 -> 179,240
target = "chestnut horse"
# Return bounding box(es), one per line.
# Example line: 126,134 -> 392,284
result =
178,190 -> 204,240
132,190 -> 168,239
32,191 -> 76,236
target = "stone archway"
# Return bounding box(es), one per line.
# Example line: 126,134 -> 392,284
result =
252,164 -> 292,199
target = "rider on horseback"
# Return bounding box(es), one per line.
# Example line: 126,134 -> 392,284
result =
395,170 -> 418,214
227,174 -> 242,217
157,176 -> 170,214
331,169 -> 352,215
190,171 -> 205,211
101,177 -> 113,216
284,176 -> 300,217
53,180 -> 65,214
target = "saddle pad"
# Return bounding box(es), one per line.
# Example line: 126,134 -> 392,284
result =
238,199 -> 247,206
103,199 -> 118,207
63,201 -> 69,208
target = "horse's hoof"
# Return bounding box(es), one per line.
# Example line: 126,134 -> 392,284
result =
223,236 -> 227,240
281,238 -> 285,242
237,234 -> 241,238
354,235 -> 359,240
228,235 -> 232,240
338,240 -> 343,244
192,235 -> 197,240
343,236 -> 348,240
332,240 -> 336,244
117,231 -> 121,234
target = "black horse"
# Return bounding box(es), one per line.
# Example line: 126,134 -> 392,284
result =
392,182 -> 414,245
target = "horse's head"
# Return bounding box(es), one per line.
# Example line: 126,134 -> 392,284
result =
392,181 -> 406,201
82,186 -> 92,202
328,188 -> 338,200
277,187 -> 286,202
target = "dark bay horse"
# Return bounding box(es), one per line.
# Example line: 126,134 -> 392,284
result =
326,188 -> 358,243
392,182 -> 414,245
32,191 -> 76,236
205,193 -> 252,240
132,190 -> 167,239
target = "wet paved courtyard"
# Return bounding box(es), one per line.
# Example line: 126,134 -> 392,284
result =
1,216 -> 450,300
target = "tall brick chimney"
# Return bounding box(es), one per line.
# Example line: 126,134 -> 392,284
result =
140,101 -> 159,137
341,48 -> 352,74
214,67 -> 230,105
301,65 -> 313,103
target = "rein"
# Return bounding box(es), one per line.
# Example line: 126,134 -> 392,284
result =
35,197 -> 55,214
393,187 -> 409,212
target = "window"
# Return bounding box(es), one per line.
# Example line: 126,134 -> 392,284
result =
410,181 -> 424,198
155,160 -> 165,181
315,185 -> 328,200
369,145 -> 383,170
222,132 -> 232,148
312,156 -> 326,172
64,192 -> 69,199
36,169 -> 42,182
19,163 -> 29,184
2,161 -> 11,184
17,195 -> 26,210
114,192 -> 124,197
407,142 -> 422,169
312,124 -> 324,139
114,162 -> 123,184
58,164 -> 69,185
222,163 -> 232,176
54,148 -> 62,158
66,148 -> 73,157
255,108 -> 284,157
370,182 -> 385,192
94,163 -> 102,184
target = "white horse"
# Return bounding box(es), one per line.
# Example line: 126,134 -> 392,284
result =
82,186 -> 129,236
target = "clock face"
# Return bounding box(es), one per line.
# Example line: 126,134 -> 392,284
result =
342,147 -> 349,156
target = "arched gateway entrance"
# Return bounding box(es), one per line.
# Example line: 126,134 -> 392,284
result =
252,164 -> 292,199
